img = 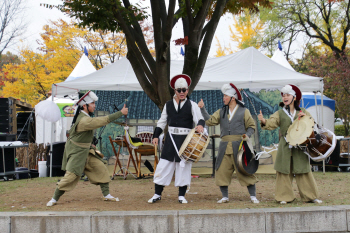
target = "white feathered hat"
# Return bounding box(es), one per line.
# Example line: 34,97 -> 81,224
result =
170,74 -> 191,89
221,83 -> 242,100
280,84 -> 301,100
76,91 -> 98,107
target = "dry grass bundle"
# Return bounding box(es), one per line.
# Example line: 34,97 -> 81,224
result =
16,143 -> 48,169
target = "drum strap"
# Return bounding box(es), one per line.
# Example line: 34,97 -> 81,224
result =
168,132 -> 187,168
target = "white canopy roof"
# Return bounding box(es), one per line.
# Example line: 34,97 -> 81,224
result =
65,54 -> 96,82
52,47 -> 323,96
271,49 -> 295,71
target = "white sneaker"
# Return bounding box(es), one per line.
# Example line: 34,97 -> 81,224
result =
312,199 -> 322,204
250,196 -> 259,204
103,194 -> 119,202
178,196 -> 188,204
217,197 -> 229,204
46,198 -> 57,207
280,201 -> 287,204
148,194 -> 161,203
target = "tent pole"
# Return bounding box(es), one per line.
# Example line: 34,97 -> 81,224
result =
50,87 -> 54,177
314,92 -> 319,123
313,92 -> 325,174
321,91 -> 324,127
302,96 -> 304,108
43,119 -> 45,145
321,90 -> 325,175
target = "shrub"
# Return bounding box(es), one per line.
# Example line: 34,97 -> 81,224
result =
335,125 -> 347,136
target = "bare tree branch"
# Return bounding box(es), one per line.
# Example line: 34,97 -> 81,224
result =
0,0 -> 27,55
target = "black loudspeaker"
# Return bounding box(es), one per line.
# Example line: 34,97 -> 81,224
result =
0,98 -> 17,134
46,142 -> 66,177
46,142 -> 66,166
0,148 -> 15,173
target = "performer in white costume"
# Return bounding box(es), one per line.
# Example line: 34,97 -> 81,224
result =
149,74 -> 205,204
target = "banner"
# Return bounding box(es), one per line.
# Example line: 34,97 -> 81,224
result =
57,103 -> 76,117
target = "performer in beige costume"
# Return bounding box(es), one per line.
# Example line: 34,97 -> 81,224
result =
46,91 -> 128,207
258,84 -> 322,204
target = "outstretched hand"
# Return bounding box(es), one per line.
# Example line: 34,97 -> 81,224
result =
258,110 -> 266,125
121,104 -> 128,116
198,99 -> 204,109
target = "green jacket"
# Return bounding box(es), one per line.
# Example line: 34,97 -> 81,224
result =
262,108 -> 311,174
62,111 -> 123,176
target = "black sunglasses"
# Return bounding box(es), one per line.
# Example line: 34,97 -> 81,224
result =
176,88 -> 187,93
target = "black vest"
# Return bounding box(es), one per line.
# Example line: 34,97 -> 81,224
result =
161,99 -> 193,162
166,99 -> 193,129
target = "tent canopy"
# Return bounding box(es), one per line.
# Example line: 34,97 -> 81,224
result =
271,49 -> 295,71
52,47 -> 323,96
65,54 -> 96,82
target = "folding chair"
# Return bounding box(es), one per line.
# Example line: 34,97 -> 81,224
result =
125,131 -> 159,178
109,135 -> 138,179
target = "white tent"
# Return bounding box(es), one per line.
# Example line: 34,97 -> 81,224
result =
52,47 -> 323,96
65,54 -> 96,81
36,54 -> 96,145
271,49 -> 295,71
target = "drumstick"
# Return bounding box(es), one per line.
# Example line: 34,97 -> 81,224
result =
154,142 -> 157,158
298,110 -> 302,120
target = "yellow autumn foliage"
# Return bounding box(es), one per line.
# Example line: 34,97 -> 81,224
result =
216,9 -> 265,57
2,19 -> 128,106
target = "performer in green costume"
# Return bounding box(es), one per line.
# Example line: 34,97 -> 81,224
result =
46,91 -> 128,207
258,84 -> 322,204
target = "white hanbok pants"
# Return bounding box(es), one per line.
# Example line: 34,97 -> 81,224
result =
153,158 -> 192,187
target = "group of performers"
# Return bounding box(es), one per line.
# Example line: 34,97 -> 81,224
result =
46,74 -> 322,207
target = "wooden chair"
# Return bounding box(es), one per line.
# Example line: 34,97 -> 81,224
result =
133,132 -> 159,178
109,135 -> 138,179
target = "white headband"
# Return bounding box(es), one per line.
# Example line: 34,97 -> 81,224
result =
221,84 -> 238,99
281,85 -> 296,97
174,78 -> 188,89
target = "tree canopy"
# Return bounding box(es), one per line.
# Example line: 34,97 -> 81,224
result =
304,48 -> 350,135
215,9 -> 265,56
259,0 -> 350,59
